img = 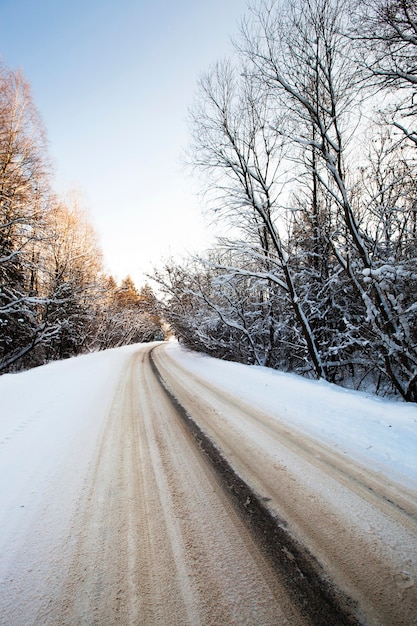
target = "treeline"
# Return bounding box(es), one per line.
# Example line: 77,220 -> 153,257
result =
154,0 -> 417,401
0,64 -> 163,373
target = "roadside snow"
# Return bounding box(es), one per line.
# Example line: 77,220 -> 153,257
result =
0,344 -> 141,518
165,342 -> 417,489
0,344 -> 139,621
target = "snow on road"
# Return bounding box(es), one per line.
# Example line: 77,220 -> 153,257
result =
0,340 -> 416,624
47,346 -> 300,625
0,344 -> 303,625
163,342 -> 417,488
0,344 -> 139,624
153,343 -> 417,625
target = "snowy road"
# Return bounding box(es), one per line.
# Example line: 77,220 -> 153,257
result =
153,344 -> 417,626
44,345 -> 302,625
0,342 -> 416,625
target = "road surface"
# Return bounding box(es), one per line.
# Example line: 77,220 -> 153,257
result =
1,342 -> 416,625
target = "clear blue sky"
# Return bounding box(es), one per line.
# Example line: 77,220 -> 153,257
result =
0,0 -> 247,284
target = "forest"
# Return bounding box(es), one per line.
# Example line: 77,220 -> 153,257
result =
0,64 -> 163,373
1,0 -> 416,402
154,0 -> 417,401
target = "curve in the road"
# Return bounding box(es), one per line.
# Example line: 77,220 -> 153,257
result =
49,345 -> 309,626
150,346 -> 364,626
151,343 -> 417,626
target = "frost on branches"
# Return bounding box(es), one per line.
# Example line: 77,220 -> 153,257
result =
156,0 -> 417,401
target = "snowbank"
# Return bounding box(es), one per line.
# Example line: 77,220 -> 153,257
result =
166,342 -> 417,488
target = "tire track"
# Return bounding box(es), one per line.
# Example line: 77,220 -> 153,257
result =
152,343 -> 417,626
50,344 -> 306,625
150,346 -> 362,626
154,346 -> 417,527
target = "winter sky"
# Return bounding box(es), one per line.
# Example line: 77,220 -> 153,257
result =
0,0 -> 247,285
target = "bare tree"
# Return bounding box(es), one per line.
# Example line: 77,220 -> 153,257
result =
0,65 -> 51,371
189,58 -> 326,378
239,0 -> 417,399
351,0 -> 417,145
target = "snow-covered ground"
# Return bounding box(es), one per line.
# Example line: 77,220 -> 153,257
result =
1,341 -> 415,507
0,344 -> 139,529
0,341 -> 416,624
165,342 -> 417,489
0,344 -> 140,621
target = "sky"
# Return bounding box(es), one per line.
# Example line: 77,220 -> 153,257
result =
0,0 -> 247,285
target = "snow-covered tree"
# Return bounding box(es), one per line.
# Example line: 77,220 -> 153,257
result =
169,0 -> 417,399
189,58 -> 326,378
93,276 -> 163,349
0,61 -> 163,373
352,0 -> 417,146
239,0 -> 417,399
0,65 -> 51,371
37,196 -> 105,360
